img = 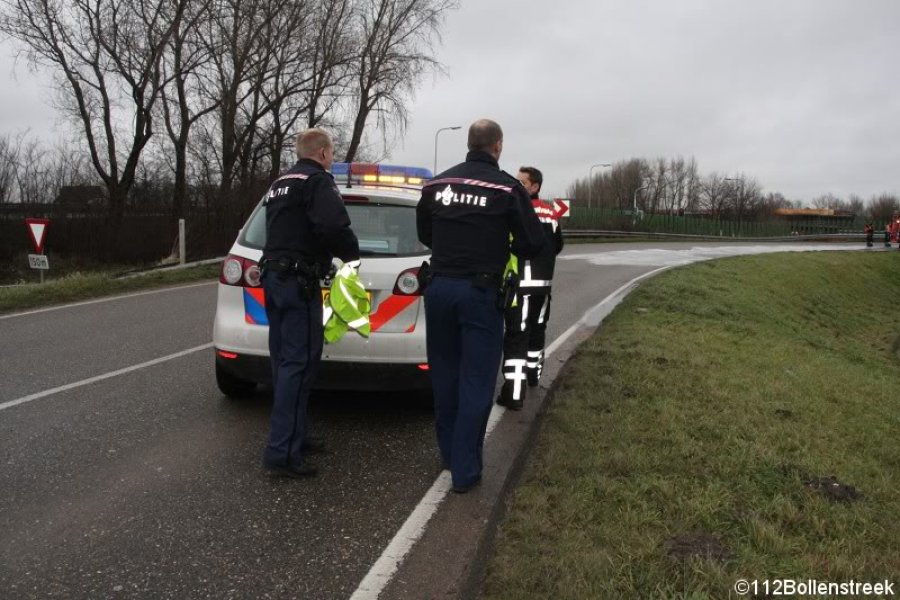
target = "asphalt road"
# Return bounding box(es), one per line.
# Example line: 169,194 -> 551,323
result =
0,242 -> 864,599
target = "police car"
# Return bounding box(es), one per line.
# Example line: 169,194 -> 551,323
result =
212,163 -> 432,397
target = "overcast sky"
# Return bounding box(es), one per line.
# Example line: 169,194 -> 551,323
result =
2,0 -> 898,202
387,0 -> 900,201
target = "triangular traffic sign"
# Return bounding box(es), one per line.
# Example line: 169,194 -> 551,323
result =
25,218 -> 50,254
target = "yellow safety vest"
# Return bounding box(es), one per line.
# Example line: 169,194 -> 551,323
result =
504,238 -> 519,307
323,261 -> 371,343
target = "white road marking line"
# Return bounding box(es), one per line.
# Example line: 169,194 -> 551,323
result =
0,343 -> 213,412
0,281 -> 218,321
349,471 -> 453,600
350,267 -> 671,600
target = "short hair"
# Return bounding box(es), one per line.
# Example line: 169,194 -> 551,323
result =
518,166 -> 543,190
295,128 -> 333,159
467,119 -> 503,152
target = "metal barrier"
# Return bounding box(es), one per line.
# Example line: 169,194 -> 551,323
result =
561,230 -> 889,244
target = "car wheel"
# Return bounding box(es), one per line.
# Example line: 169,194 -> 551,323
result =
216,361 -> 257,398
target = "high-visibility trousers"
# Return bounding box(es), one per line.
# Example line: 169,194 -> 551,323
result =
501,288 -> 552,401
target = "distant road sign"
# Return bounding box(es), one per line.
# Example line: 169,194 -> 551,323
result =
25,218 -> 50,254
552,199 -> 571,219
28,254 -> 49,270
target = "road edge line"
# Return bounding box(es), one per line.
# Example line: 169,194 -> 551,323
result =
0,343 -> 214,412
0,281 -> 217,321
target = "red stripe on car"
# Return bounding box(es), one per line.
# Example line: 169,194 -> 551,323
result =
370,294 -> 417,332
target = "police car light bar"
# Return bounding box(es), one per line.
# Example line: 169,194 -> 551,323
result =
332,163 -> 432,187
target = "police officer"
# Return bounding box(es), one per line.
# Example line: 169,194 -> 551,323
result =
261,128 -> 359,478
498,166 -> 564,410
416,119 -> 545,493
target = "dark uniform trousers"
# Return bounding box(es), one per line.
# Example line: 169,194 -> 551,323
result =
502,287 -> 551,400
424,276 -> 504,488
262,270 -> 324,467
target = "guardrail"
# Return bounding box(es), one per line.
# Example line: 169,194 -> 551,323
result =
561,230 -> 881,243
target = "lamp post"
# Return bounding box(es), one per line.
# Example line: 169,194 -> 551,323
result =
725,176 -> 743,230
587,162 -> 612,209
632,185 -> 648,226
434,126 -> 461,175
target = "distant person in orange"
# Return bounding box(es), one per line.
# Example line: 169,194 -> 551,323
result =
892,218 -> 900,248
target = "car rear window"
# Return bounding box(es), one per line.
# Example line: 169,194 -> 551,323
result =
239,198 -> 427,257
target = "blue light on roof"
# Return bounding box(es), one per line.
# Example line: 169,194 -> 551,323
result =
377,164 -> 433,179
330,163 -> 433,180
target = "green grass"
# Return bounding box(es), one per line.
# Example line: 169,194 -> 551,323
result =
483,252 -> 900,599
0,262 -> 220,314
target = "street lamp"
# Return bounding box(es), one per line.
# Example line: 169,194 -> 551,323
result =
587,162 -> 612,209
724,176 -> 743,202
725,177 -> 744,233
633,185 -> 649,225
434,126 -> 461,175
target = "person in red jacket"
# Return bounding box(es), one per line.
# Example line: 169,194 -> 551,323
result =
497,166 -> 565,410
864,223 -> 874,247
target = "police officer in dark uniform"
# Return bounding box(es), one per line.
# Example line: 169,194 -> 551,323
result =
416,119 -> 545,493
498,166 -> 564,410
261,128 -> 359,478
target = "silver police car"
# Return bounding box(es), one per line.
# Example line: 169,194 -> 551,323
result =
212,163 -> 432,397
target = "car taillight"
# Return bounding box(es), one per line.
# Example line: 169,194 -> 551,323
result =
393,267 -> 421,296
244,263 -> 261,287
220,254 -> 261,287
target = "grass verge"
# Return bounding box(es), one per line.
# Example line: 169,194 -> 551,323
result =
483,252 -> 900,599
0,262 -> 220,314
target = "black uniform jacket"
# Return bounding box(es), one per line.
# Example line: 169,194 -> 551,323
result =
262,159 -> 360,273
416,151 -> 545,278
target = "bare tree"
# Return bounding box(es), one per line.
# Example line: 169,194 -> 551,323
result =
43,139 -> 96,200
199,0 -> 309,195
867,193 -> 899,223
260,0 -> 359,180
847,194 -> 864,218
811,193 -> 846,210
305,0 -> 356,129
0,134 -> 17,203
343,0 -> 457,162
159,0 -> 217,220
726,176 -> 762,221
0,0 -> 183,222
758,192 -> 794,216
14,135 -> 50,204
697,173 -> 732,218
197,0 -> 272,195
569,158 -> 644,209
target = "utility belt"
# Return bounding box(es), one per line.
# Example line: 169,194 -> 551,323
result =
260,257 -> 324,297
428,267 -> 518,309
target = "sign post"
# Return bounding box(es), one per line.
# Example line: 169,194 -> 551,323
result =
25,218 -> 50,284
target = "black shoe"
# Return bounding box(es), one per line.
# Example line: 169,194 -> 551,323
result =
264,461 -> 318,479
301,436 -> 327,454
496,384 -> 523,411
451,475 -> 482,494
496,395 -> 523,410
526,368 -> 540,387
496,394 -> 523,411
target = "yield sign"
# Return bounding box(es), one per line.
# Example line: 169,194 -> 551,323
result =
25,218 -> 50,254
552,199 -> 570,219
